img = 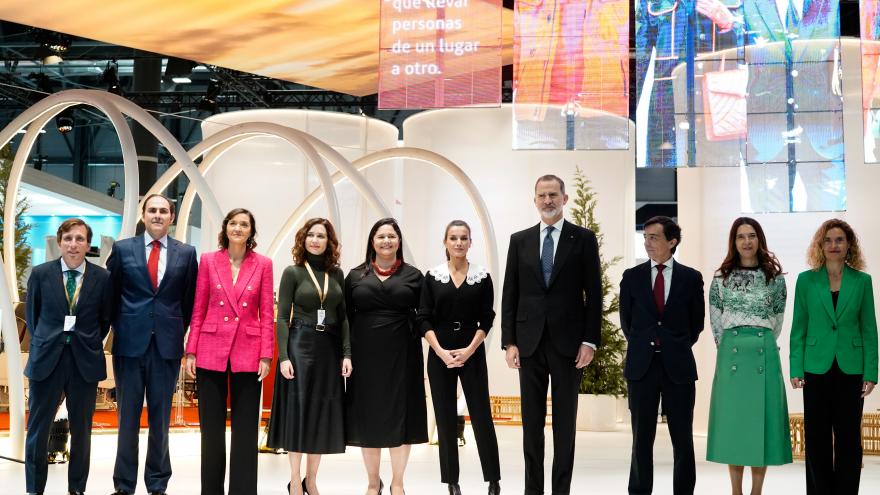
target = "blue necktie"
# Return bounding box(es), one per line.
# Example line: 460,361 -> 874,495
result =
542,226 -> 555,286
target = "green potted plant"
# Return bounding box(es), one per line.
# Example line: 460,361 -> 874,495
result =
569,166 -> 627,431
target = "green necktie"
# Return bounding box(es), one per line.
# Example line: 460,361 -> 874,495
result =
66,269 -> 79,313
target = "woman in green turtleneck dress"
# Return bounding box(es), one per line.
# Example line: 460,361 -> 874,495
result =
267,218 -> 352,495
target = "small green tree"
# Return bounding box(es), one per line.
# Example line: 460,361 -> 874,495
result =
0,143 -> 33,296
570,166 -> 627,396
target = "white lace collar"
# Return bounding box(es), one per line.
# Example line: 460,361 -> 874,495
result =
428,262 -> 489,285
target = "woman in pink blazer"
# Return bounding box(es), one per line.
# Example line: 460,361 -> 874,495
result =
185,208 -> 274,495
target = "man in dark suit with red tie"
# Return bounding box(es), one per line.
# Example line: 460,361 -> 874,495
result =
619,216 -> 705,495
107,194 -> 198,495
24,218 -> 113,495
501,174 -> 602,494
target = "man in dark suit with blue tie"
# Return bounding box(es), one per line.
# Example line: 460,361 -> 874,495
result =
24,218 -> 113,495
501,174 -> 602,495
619,216 -> 705,495
107,194 -> 198,495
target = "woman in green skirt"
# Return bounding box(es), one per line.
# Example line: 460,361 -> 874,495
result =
707,217 -> 791,495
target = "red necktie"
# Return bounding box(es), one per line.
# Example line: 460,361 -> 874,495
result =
653,264 -> 666,317
148,240 -> 161,289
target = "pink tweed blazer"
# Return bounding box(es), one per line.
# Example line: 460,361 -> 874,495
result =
185,249 -> 275,372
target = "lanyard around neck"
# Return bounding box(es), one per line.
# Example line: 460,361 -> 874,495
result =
64,265 -> 86,314
304,262 -> 329,309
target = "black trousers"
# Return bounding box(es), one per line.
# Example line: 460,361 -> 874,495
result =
427,344 -> 500,484
25,345 -> 98,493
803,359 -> 864,495
627,355 -> 696,495
518,334 -> 583,495
196,364 -> 263,495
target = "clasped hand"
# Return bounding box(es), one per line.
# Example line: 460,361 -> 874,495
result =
438,346 -> 474,368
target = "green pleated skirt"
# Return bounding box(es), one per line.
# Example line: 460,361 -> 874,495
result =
706,326 -> 792,466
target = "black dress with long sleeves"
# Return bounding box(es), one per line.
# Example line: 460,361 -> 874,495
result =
417,262 -> 500,484
344,262 -> 428,447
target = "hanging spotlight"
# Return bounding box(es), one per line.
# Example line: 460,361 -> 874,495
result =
33,30 -> 72,65
101,60 -> 123,95
56,107 -> 74,134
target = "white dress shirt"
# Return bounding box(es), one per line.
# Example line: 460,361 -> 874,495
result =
650,257 -> 674,303
144,234 -> 169,285
60,257 -> 86,298
538,217 -> 565,260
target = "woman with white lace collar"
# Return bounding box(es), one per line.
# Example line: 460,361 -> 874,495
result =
417,220 -> 501,495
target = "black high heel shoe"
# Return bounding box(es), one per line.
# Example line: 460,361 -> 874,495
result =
378,479 -> 385,495
488,480 -> 501,495
302,478 -> 309,495
448,482 -> 462,495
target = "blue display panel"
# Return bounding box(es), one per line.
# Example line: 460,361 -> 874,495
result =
23,215 -> 122,265
863,0 -> 880,163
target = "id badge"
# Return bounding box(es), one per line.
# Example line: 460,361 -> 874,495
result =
64,315 -> 76,332
317,309 -> 326,325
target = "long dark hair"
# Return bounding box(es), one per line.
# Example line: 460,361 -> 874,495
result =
291,218 -> 340,271
717,217 -> 783,283
357,218 -> 404,273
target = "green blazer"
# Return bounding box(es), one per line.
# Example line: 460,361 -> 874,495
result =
790,266 -> 878,383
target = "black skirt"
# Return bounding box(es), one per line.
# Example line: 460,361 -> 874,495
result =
267,320 -> 345,454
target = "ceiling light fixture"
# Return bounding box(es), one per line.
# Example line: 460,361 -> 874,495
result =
56,108 -> 74,134
198,78 -> 222,114
101,60 -> 123,95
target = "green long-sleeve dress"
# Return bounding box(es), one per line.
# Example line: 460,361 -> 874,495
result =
267,253 -> 351,453
706,267 -> 792,466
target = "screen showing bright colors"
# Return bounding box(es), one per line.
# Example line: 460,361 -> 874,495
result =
378,0 -> 503,109
862,0 -> 880,163
512,0 -> 629,150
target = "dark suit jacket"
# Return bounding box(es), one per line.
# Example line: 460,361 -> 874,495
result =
24,258 -> 112,383
107,234 -> 198,360
619,259 -> 705,384
501,220 -> 602,358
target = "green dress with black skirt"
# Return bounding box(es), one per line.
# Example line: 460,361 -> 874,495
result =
266,253 -> 351,454
706,268 -> 792,466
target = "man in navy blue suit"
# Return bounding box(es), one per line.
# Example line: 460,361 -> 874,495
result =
107,194 -> 198,495
24,218 -> 113,495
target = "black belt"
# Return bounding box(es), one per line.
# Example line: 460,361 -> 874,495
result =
437,320 -> 477,332
293,318 -> 340,337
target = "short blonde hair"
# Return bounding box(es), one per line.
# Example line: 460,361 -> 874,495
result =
807,219 -> 865,271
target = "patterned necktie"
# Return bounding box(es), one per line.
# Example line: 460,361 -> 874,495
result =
542,226 -> 555,286
654,264 -> 666,317
66,269 -> 79,313
148,239 -> 161,289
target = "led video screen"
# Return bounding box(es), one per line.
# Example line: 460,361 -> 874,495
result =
378,0 -> 503,109
863,0 -> 880,163
512,0 -> 629,150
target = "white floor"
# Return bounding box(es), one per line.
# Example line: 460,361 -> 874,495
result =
1,424 -> 878,494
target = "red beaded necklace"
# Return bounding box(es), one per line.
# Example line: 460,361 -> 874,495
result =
372,258 -> 402,276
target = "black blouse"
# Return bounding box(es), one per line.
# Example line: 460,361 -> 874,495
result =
417,263 -> 495,348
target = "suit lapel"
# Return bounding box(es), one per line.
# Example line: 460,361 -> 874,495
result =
234,252 -> 258,301
213,250 -> 237,308
640,262 -> 661,319
158,237 -> 179,293
814,267 -> 837,323
132,234 -> 153,290
74,260 -> 98,314
548,221 -> 574,287
523,224 -> 544,287
53,259 -> 72,312
835,265 -> 855,318
664,260 -> 685,312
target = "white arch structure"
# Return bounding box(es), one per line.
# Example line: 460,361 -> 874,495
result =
0,90 -> 224,459
0,98 -> 498,459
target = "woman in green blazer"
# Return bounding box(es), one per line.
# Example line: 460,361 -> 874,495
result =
790,219 -> 878,495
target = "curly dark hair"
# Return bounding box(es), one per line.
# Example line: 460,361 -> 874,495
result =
291,218 -> 340,271
716,217 -> 783,283
217,208 -> 257,250
807,218 -> 865,271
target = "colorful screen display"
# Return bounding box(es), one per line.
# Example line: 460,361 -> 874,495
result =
862,0 -> 880,163
378,0 -> 503,109
512,0 -> 630,150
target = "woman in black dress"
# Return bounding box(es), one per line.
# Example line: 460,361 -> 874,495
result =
267,218 -> 352,495
418,220 -> 500,495
345,218 -> 428,495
